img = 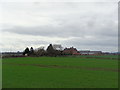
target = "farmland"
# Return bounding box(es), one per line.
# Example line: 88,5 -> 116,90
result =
2,55 -> 119,88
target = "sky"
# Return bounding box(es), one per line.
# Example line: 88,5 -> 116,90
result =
0,0 -> 119,52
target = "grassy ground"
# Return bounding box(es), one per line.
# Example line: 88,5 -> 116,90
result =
2,56 -> 119,88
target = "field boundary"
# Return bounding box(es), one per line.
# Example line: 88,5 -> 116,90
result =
3,63 -> 119,72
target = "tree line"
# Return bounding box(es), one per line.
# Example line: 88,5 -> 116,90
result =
23,44 -> 63,57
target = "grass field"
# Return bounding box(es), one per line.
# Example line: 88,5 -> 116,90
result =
2,55 -> 119,88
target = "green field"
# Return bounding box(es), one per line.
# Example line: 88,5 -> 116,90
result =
2,56 -> 119,88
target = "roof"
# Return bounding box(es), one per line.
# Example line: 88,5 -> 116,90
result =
64,47 -> 77,50
2,52 -> 23,54
79,51 -> 102,54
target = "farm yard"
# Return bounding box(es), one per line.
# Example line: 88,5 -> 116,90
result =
2,55 -> 119,88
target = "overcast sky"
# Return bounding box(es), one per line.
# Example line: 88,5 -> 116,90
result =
0,0 -> 119,52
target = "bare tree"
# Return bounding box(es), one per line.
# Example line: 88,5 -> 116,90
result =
34,47 -> 46,56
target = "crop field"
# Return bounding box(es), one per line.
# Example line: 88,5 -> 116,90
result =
2,55 -> 119,88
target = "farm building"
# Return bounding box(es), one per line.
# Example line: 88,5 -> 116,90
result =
63,47 -> 80,55
79,50 -> 102,55
2,52 -> 23,57
79,50 -> 90,55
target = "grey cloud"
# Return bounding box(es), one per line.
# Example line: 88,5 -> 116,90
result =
61,37 -> 118,52
25,40 -> 50,45
2,1 -> 117,39
62,37 -> 117,47
3,13 -> 117,39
